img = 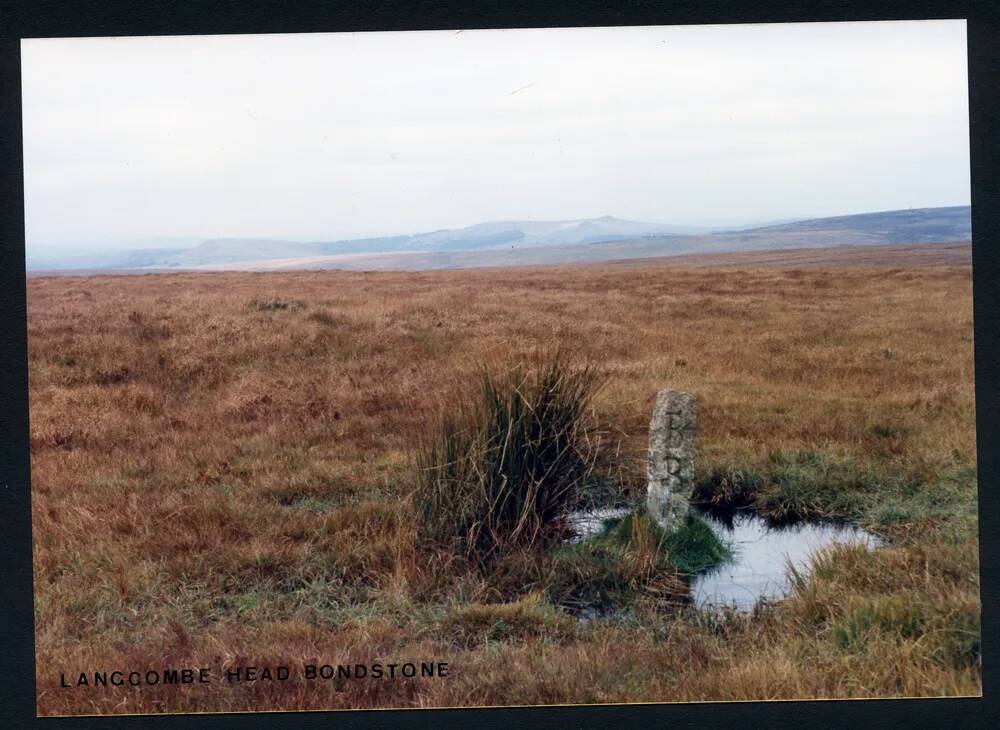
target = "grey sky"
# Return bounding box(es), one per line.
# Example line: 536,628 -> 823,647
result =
21,20 -> 969,253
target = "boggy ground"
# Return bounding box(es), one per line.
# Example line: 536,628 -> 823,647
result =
27,244 -> 979,715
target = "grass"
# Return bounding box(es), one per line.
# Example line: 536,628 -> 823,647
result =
411,352 -> 727,610
658,514 -> 732,574
245,297 -> 306,312
26,249 -> 979,714
441,591 -> 576,648
591,510 -> 731,576
545,509 -> 730,612
694,450 -> 977,537
413,352 -> 608,568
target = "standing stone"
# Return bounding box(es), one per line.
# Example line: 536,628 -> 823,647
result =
646,390 -> 696,532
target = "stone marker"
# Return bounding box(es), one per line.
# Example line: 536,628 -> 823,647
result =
646,390 -> 696,532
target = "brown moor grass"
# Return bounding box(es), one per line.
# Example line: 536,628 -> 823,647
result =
27,247 -> 979,715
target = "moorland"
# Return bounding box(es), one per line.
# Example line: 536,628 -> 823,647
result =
28,242 -> 979,714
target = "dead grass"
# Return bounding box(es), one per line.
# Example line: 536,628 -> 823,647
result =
27,254 -> 979,715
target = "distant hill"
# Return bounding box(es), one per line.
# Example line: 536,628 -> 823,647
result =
25,246 -> 192,271
155,238 -> 325,267
733,206 -> 971,242
175,206 -> 971,272
26,206 -> 971,272
379,215 -> 708,250
118,216 -> 707,269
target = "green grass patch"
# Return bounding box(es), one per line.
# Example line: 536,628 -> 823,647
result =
691,467 -> 762,510
831,599 -> 927,652
694,450 -> 976,536
829,595 -> 980,668
597,510 -> 732,575
544,508 -> 730,612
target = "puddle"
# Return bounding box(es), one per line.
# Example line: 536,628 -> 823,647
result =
565,506 -> 631,543
565,505 -> 885,614
690,508 -> 885,613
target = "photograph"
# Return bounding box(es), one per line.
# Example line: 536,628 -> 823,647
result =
20,20 -> 980,716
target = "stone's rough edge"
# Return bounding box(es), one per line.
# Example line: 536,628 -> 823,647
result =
646,390 -> 697,533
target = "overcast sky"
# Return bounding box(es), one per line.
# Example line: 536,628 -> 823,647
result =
22,20 -> 969,253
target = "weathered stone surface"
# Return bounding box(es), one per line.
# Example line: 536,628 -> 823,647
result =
646,390 -> 696,532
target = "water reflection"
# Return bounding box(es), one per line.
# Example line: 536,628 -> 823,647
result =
565,506 -> 631,543
564,505 -> 885,614
690,508 -> 884,612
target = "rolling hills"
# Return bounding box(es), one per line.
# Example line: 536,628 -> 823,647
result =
27,206 -> 971,273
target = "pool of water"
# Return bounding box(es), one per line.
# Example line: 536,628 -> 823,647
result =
564,505 -> 885,614
565,506 -> 631,543
690,508 -> 885,612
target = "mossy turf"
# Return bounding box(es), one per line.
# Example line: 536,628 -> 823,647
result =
593,509 -> 732,575
544,508 -> 731,612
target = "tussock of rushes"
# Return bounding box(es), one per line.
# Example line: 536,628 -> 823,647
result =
414,352 -> 608,568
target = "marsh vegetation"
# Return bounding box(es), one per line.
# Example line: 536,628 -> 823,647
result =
28,246 -> 979,714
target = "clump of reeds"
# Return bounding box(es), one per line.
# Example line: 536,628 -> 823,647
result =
245,297 -> 306,312
413,351 -> 607,570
